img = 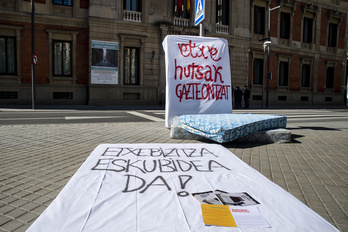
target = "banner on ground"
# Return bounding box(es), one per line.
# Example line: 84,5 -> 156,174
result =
27,144 -> 339,232
162,35 -> 232,128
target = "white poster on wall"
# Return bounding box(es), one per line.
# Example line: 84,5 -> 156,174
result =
162,35 -> 232,128
91,40 -> 119,84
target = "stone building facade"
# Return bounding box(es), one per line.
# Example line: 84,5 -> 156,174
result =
249,0 -> 348,106
0,0 -> 347,106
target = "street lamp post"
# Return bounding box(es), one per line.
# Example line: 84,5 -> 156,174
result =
263,41 -> 271,109
266,41 -> 270,109
346,52 -> 348,106
31,0 -> 36,110
262,42 -> 270,109
262,43 -> 265,109
265,5 -> 281,109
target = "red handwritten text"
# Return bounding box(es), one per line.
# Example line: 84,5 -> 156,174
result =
177,40 -> 222,61
174,59 -> 223,83
172,39 -> 230,102
175,83 -> 230,102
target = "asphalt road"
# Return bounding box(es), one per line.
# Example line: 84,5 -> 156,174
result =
0,107 -> 347,129
0,110 -> 164,125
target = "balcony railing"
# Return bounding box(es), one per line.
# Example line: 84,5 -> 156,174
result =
123,10 -> 142,22
216,24 -> 229,34
173,17 -> 189,27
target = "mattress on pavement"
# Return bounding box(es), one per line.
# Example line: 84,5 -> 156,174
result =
175,113 -> 287,143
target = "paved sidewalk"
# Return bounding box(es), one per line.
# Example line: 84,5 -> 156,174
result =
0,109 -> 347,231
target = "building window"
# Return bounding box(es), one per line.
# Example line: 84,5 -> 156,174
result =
46,29 -> 78,83
254,6 -> 265,35
174,0 -> 191,19
280,12 -> 290,39
123,0 -> 142,22
301,64 -> 311,87
326,66 -> 335,89
53,0 -> 72,6
53,40 -> 72,76
279,61 -> 289,86
124,0 -> 142,11
328,23 -> 338,47
216,0 -> 229,25
0,36 -> 16,75
303,17 -> 313,43
253,58 -> 264,85
124,47 -> 139,85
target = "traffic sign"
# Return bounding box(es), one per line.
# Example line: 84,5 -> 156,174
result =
194,0 -> 205,26
32,53 -> 38,65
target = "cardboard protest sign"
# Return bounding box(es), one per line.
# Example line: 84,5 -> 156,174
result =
28,144 -> 339,232
162,35 -> 232,128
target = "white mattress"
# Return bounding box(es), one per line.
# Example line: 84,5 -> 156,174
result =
176,113 -> 287,143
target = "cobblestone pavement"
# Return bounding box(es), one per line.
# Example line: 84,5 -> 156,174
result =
0,108 -> 347,231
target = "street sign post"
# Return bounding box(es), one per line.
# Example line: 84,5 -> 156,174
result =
194,0 -> 205,26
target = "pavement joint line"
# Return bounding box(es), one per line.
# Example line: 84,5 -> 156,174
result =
126,111 -> 165,122
0,117 -> 63,121
64,116 -> 125,120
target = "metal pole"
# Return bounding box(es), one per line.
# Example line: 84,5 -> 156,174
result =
262,44 -> 266,109
31,0 -> 36,110
346,59 -> 348,106
268,7 -> 271,41
266,5 -> 280,109
267,7 -> 270,109
199,23 -> 204,36
266,44 -> 270,109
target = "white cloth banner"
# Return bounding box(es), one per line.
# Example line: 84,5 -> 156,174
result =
163,35 -> 232,128
28,144 -> 338,232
